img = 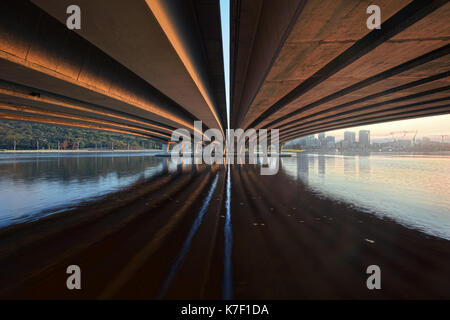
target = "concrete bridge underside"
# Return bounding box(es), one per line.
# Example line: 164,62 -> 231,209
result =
0,0 -> 227,143
0,0 -> 449,145
231,0 -> 450,143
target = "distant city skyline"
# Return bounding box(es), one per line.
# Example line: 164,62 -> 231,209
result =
325,114 -> 450,141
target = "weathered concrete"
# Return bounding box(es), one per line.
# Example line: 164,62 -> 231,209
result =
231,0 -> 450,143
0,0 -> 226,141
1,1 -> 449,143
0,103 -> 172,141
32,0 -> 226,134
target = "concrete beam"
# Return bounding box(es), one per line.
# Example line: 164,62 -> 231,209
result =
0,103 -> 173,141
0,0 -> 206,139
231,0 -> 450,139
31,0 -> 226,133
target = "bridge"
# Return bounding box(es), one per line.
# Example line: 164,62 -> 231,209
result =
231,0 -> 450,143
0,0 -> 449,146
0,0 -> 227,146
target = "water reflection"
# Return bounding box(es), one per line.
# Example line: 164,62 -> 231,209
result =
318,154 -> 325,175
343,155 -> 356,176
1,152 -> 449,241
0,153 -> 163,184
0,152 -> 170,227
281,152 -> 450,240
358,156 -> 371,180
296,154 -> 309,183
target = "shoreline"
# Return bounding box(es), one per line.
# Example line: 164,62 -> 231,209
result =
0,164 -> 448,299
0,149 -> 163,154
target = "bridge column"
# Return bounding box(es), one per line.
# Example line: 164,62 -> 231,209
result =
161,142 -> 173,154
193,141 -> 203,155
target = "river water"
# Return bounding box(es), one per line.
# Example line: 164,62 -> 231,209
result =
282,153 -> 450,240
0,152 -> 449,240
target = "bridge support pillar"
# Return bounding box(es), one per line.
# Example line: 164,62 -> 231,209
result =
162,142 -> 172,154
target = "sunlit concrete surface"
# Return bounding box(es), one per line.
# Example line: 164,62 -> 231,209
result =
0,1 -> 448,143
231,0 -> 450,143
0,0 -> 227,142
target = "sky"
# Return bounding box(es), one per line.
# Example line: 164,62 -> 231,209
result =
220,0 -> 230,131
325,114 -> 450,142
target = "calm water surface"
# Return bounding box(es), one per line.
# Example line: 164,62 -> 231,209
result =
282,153 -> 450,240
0,152 -> 171,227
0,152 -> 449,240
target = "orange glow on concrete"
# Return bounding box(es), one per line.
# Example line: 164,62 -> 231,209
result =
146,0 -> 224,136
0,87 -> 176,134
0,104 -> 170,139
0,47 -> 202,138
0,103 -> 172,140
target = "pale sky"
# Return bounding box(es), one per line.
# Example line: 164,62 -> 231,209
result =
220,0 -> 230,131
325,114 -> 450,142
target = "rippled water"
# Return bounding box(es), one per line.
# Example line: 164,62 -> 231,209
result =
0,152 -> 449,240
282,153 -> 450,240
0,152 -> 170,227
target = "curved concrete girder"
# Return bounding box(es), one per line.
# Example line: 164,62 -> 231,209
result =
0,80 -> 177,136
31,0 -> 226,133
239,0 -> 449,131
280,109 -> 450,143
279,85 -> 450,134
232,0 -> 412,129
0,56 -> 195,133
146,0 -> 225,135
0,103 -> 173,141
230,0 -> 306,128
247,95 -> 450,147
0,1 -> 205,139
230,0 -> 263,129
261,46 -> 450,130
249,90 -> 450,145
0,80 -> 200,141
277,76 -> 450,132
280,99 -> 450,141
280,98 -> 450,139
265,92 -> 450,142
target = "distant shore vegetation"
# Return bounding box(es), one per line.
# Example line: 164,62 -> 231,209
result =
0,120 -> 162,150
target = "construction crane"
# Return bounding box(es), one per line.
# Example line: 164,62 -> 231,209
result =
389,130 -> 418,144
429,134 -> 449,143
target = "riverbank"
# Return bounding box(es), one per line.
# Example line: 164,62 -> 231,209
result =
0,149 -> 295,157
0,163 -> 448,299
0,149 -> 163,154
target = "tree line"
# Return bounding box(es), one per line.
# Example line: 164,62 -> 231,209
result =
0,120 -> 162,150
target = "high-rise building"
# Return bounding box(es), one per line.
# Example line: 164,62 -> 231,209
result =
359,130 -> 370,148
325,136 -> 335,148
342,131 -> 356,149
318,133 -> 326,147
305,135 -> 317,147
344,131 -> 355,144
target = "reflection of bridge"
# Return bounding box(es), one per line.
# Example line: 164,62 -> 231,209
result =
0,0 -> 449,145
